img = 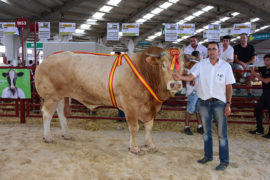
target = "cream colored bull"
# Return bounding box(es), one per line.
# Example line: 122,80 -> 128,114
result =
35,46 -> 189,153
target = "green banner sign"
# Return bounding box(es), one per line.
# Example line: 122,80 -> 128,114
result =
138,41 -> 151,45
162,24 -> 165,35
249,33 -> 270,41
0,69 -> 31,99
26,42 -> 43,49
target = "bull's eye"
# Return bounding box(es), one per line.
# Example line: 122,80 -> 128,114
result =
162,62 -> 166,69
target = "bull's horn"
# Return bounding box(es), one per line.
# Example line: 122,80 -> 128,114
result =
145,52 -> 165,58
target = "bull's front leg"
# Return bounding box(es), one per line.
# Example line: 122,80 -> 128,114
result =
144,119 -> 156,151
126,116 -> 140,154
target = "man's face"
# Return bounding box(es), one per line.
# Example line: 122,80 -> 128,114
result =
190,38 -> 198,47
264,57 -> 270,66
240,34 -> 248,45
223,39 -> 230,47
207,43 -> 219,59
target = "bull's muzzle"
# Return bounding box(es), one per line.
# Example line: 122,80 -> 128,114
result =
167,80 -> 182,92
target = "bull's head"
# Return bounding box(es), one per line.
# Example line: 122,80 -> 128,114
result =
143,47 -> 200,96
143,47 -> 185,95
2,69 -> 24,95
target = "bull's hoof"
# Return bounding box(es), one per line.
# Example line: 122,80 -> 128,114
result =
43,137 -> 53,143
62,134 -> 72,140
128,147 -> 140,155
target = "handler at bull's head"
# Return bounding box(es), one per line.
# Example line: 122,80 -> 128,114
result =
173,41 -> 235,171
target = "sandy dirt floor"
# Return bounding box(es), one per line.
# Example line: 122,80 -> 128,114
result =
0,115 -> 270,180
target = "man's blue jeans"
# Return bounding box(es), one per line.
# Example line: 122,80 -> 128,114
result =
199,99 -> 229,164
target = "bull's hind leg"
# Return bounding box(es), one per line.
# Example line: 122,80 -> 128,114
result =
144,119 -> 156,150
56,99 -> 71,140
42,99 -> 58,143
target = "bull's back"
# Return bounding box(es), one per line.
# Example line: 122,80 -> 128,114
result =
35,52 -> 116,104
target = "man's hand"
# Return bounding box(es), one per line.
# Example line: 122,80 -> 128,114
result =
240,62 -> 247,70
224,105 -> 231,116
226,59 -> 233,63
173,73 -> 182,81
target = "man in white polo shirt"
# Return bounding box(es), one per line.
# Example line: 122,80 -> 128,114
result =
173,41 -> 235,171
184,36 -> 208,59
219,35 -> 234,68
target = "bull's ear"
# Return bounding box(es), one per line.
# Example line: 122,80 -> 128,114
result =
146,56 -> 160,66
184,61 -> 195,70
2,72 -> 8,77
184,54 -> 197,61
17,72 -> 24,77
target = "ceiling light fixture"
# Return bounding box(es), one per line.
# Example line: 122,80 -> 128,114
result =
107,0 -> 121,6
92,12 -> 105,19
80,24 -> 91,29
184,15 -> 195,21
99,5 -> 113,13
251,18 -> 260,22
193,10 -> 204,17
202,6 -> 214,12
232,12 -> 240,16
143,13 -> 155,20
151,7 -> 163,15
159,2 -> 173,9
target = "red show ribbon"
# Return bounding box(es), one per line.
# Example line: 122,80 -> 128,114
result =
170,49 -> 180,71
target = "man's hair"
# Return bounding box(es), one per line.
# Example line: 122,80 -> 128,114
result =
222,35 -> 231,40
240,33 -> 248,37
263,54 -> 270,59
207,41 -> 219,48
191,51 -> 200,57
190,35 -> 197,39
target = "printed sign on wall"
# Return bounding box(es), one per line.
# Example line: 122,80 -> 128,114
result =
165,23 -> 178,42
122,23 -> 139,36
0,69 -> 31,99
107,23 -> 119,41
233,24 -> 251,35
59,22 -> 76,35
38,22 -> 50,40
207,24 -> 221,42
4,22 -> 16,35
178,24 -> 195,36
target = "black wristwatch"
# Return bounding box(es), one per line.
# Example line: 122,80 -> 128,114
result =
226,102 -> 231,106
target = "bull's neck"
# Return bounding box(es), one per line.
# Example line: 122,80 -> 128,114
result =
133,53 -> 171,102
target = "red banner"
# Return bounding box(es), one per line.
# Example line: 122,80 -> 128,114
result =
15,18 -> 28,28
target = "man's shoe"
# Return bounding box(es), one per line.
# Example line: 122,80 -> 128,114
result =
249,129 -> 264,135
197,157 -> 213,164
197,127 -> 204,134
184,127 -> 193,135
216,162 -> 229,171
262,133 -> 270,139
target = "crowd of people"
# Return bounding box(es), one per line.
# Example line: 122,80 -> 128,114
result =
174,33 -> 270,171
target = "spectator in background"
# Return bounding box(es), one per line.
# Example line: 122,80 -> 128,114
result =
183,50 -> 203,135
249,54 -> 270,139
219,35 -> 234,68
184,36 -> 208,59
233,33 -> 256,97
7,60 -> 12,66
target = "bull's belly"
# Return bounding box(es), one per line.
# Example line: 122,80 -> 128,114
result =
68,90 -> 112,107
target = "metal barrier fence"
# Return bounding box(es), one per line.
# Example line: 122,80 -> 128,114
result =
0,67 -> 269,125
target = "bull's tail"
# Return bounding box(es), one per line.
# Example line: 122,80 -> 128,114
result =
64,97 -> 71,117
